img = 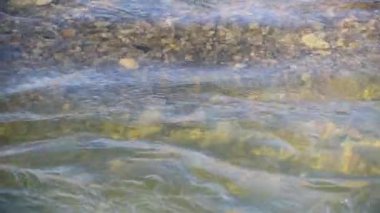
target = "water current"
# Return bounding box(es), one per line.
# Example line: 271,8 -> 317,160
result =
0,0 -> 380,212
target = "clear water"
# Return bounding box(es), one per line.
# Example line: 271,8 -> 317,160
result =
0,0 -> 380,212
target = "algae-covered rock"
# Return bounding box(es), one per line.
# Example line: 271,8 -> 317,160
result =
362,84 -> 380,101
302,179 -> 369,193
301,33 -> 330,50
9,0 -> 51,7
138,109 -> 162,124
341,141 -> 380,175
9,0 -> 34,7
191,167 -> 248,197
128,125 -> 162,139
35,0 -> 51,6
101,122 -> 129,140
108,159 -> 126,173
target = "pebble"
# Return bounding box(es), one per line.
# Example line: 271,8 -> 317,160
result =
119,57 -> 139,70
138,109 -> 161,124
35,0 -> 52,6
61,28 -> 76,39
108,159 -> 125,173
301,33 -> 330,49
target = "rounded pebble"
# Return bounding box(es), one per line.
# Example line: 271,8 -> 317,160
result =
119,57 -> 139,70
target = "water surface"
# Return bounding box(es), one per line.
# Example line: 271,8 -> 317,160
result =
1,0 -> 380,212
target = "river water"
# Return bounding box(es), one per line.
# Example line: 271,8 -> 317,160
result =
0,0 -> 380,212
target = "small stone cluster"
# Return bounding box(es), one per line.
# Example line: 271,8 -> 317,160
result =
0,1 -> 379,69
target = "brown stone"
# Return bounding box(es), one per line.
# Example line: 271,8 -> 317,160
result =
119,57 -> 139,70
61,28 -> 76,39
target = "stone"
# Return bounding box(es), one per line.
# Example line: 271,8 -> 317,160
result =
301,33 -> 330,49
35,0 -> 52,6
94,21 -> 110,28
119,57 -> 139,70
62,102 -> 71,111
9,0 -> 34,7
61,28 -> 76,39
138,109 -> 161,124
108,159 -> 125,172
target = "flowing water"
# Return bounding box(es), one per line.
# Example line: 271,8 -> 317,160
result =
1,0 -> 380,212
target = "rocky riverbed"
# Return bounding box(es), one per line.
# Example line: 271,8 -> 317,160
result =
1,0 -> 379,68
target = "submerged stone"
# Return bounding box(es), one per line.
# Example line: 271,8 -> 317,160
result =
61,28 -> 76,39
119,57 -> 139,70
35,0 -> 51,6
301,33 -> 330,50
9,0 -> 51,7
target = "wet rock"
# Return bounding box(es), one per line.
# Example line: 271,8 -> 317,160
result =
138,109 -> 161,124
9,0 -> 34,7
341,2 -> 380,11
61,28 -> 76,39
35,0 -> 52,6
94,21 -> 111,28
128,125 -> 162,139
108,159 -> 125,173
39,29 -> 56,40
9,0 -> 51,7
133,44 -> 151,53
301,33 -> 330,50
119,57 -> 139,70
